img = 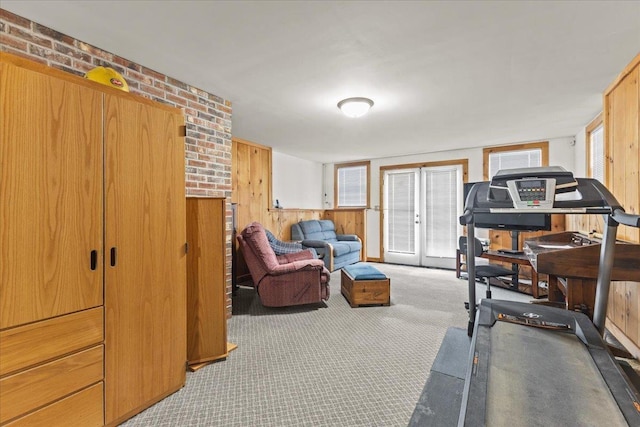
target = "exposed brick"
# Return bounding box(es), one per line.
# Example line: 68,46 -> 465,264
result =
178,89 -> 198,102
33,23 -> 75,45
141,66 -> 164,81
53,43 -> 91,62
8,25 -> 52,48
186,188 -> 209,196
139,83 -> 164,99
77,41 -> 113,61
0,46 -> 44,63
29,45 -> 72,66
0,34 -> 28,51
0,10 -> 30,28
71,58 -> 94,73
154,80 -> 176,94
166,93 -> 187,106
166,76 -> 188,91
125,68 -> 153,86
111,55 -> 141,72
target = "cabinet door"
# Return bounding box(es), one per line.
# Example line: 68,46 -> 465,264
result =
0,61 -> 103,329
104,94 -> 186,424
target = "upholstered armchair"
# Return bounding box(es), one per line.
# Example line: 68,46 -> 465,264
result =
237,222 -> 330,307
291,219 -> 362,272
264,228 -> 318,259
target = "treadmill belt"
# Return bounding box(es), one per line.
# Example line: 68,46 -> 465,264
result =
486,322 -> 628,426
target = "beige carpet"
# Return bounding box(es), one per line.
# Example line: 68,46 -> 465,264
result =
122,263 -> 531,427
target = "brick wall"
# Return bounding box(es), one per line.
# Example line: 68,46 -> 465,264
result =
0,9 -> 235,317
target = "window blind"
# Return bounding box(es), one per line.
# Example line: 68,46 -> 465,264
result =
590,124 -> 604,183
387,171 -> 415,253
424,168 -> 458,257
489,149 -> 542,178
337,165 -> 367,207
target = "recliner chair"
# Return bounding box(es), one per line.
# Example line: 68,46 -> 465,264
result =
459,236 -> 516,299
237,222 -> 330,307
291,219 -> 362,272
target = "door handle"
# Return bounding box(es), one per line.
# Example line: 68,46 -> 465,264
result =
90,250 -> 98,270
110,247 -> 117,267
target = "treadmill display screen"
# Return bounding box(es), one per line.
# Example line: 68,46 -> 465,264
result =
518,180 -> 543,189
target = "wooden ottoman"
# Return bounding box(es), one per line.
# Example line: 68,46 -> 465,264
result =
341,264 -> 390,307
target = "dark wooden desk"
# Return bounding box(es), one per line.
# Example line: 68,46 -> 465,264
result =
456,249 -> 543,298
524,232 -> 640,319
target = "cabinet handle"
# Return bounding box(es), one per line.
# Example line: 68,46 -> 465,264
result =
90,250 -> 98,270
110,247 -> 117,267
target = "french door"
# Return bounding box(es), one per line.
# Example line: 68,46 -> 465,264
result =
383,165 -> 462,268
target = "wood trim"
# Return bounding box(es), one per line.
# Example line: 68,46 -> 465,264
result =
334,161 -> 371,208
604,52 -> 640,96
378,158 -> 468,262
482,141 -> 549,180
585,112 -> 604,179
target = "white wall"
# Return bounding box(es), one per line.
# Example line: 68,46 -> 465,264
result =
271,150 -> 324,209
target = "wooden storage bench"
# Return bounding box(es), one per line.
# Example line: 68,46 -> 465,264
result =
341,264 -> 390,307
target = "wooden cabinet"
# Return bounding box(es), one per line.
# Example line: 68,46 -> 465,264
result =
104,93 -> 186,425
0,53 -> 186,426
186,198 -> 229,370
0,55 -> 105,425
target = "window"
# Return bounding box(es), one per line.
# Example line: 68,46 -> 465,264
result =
483,141 -> 549,180
334,161 -> 370,208
586,113 -> 604,183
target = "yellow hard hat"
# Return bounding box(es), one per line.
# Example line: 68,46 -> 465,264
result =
85,66 -> 129,92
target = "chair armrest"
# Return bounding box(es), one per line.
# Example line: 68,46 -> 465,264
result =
301,239 -> 330,248
270,259 -> 325,275
336,234 -> 359,241
277,249 -> 316,264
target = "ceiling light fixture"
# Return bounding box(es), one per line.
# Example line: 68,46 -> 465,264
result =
337,97 -> 374,118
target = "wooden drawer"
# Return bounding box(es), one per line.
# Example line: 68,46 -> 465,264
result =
0,345 -> 103,424
0,307 -> 103,376
5,382 -> 103,427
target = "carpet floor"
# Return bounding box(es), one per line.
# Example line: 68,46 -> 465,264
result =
122,263 -> 530,427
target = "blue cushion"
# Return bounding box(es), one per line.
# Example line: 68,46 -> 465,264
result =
343,264 -> 386,280
299,220 -> 338,242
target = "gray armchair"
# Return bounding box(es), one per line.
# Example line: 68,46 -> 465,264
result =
291,219 -> 362,271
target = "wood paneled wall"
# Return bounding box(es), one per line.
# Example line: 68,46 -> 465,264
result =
564,52 -> 640,356
601,53 -> 640,355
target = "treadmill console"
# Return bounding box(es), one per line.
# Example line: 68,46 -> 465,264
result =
506,178 -> 556,209
488,166 -> 577,210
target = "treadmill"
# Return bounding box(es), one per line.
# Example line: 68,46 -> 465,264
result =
457,167 -> 640,426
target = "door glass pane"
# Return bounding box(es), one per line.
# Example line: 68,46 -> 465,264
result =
387,171 -> 415,253
424,168 -> 458,257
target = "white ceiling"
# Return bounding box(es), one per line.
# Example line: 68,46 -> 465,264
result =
3,1 -> 639,164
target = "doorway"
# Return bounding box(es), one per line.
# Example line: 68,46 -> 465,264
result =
382,163 -> 464,269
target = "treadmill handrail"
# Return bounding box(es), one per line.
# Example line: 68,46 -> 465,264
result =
612,208 -> 640,227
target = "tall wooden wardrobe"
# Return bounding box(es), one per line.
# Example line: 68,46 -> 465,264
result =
0,53 -> 187,426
